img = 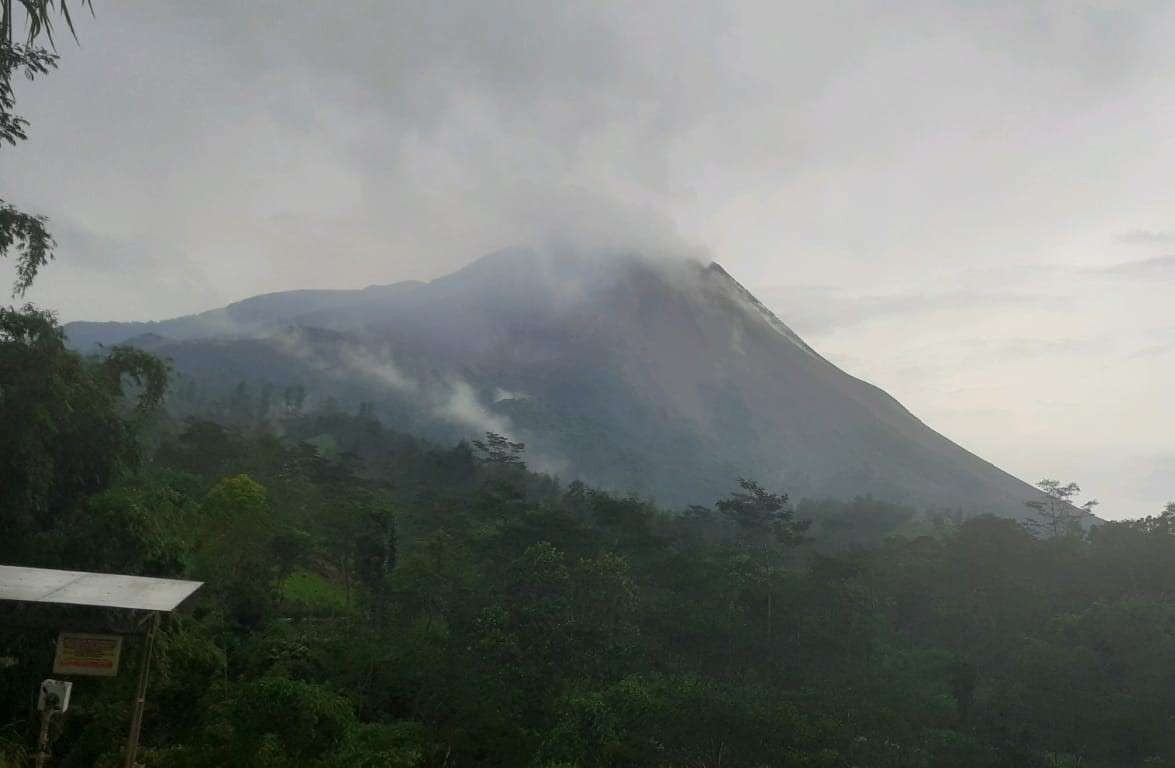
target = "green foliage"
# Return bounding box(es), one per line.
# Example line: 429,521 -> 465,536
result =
0,33 -> 56,294
234,678 -> 356,764
2,0 -> 93,295
472,431 -> 526,466
2,1 -> 92,46
4,396 -> 1175,766
55,478 -> 191,575
0,306 -> 168,564
328,722 -> 428,768
194,475 -> 297,627
0,39 -> 54,141
717,477 -> 810,546
0,201 -> 52,295
282,570 -> 350,616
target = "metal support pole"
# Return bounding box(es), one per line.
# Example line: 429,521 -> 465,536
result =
34,707 -> 53,768
123,612 -> 159,768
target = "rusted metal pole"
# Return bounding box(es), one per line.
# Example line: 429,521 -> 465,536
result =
123,612 -> 159,768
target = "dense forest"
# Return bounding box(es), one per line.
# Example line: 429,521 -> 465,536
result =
4,306 -> 1175,768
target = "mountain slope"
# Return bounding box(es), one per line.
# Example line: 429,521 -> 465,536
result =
65,280 -> 425,351
66,249 -> 1059,516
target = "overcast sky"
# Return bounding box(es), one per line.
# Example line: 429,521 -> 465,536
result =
2,1 -> 1173,519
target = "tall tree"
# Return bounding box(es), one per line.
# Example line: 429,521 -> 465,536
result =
716,477 -> 808,548
716,478 -> 809,646
0,305 -> 167,563
472,431 -> 526,467
1025,479 -> 1096,539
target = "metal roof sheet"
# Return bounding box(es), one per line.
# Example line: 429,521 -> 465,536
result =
0,565 -> 202,612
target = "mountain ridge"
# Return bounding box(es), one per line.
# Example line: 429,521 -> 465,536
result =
65,248 -> 1074,519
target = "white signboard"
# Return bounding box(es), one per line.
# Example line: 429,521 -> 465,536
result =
53,633 -> 123,677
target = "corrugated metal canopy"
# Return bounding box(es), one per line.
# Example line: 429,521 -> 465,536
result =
0,565 -> 202,612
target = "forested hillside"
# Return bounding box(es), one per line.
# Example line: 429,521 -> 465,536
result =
4,307 -> 1175,768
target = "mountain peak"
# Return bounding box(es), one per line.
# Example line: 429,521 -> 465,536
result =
702,261 -> 822,359
64,248 -> 1050,517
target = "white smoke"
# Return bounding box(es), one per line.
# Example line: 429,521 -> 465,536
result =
433,379 -> 512,436
272,328 -> 520,440
493,387 -> 533,403
338,345 -> 419,395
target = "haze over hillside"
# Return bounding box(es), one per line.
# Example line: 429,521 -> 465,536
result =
65,249 -> 1069,519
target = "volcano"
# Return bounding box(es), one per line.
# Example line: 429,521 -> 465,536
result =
67,248 -> 1059,516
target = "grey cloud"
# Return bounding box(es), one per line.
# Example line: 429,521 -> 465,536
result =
42,221 -> 155,273
1118,229 -> 1175,247
954,336 -> 1097,360
756,285 -> 1041,335
1133,341 -> 1175,359
7,0 -> 1175,320
1137,455 -> 1175,504
861,335 -> 1095,385
1131,327 -> 1175,359
1099,255 -> 1175,279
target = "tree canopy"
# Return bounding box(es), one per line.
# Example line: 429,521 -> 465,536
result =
3,384 -> 1175,766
